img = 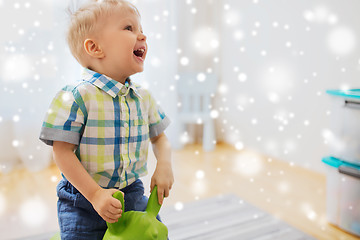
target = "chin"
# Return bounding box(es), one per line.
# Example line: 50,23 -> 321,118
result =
134,66 -> 144,74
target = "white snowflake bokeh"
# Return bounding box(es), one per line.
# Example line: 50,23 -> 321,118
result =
1,0 -> 360,237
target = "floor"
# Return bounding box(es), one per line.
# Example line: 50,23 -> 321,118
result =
0,143 -> 358,239
161,194 -> 316,239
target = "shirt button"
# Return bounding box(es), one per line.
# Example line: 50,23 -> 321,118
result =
124,122 -> 129,128
121,88 -> 127,94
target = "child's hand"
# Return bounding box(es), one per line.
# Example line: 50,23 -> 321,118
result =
90,188 -> 123,223
150,161 -> 174,205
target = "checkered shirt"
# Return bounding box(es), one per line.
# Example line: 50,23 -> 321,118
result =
40,68 -> 170,189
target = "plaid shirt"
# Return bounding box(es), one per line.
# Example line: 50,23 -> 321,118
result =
40,69 -> 170,189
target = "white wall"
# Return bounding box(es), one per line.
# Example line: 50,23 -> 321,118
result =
171,0 -> 360,172
216,0 -> 360,172
0,1 -> 70,172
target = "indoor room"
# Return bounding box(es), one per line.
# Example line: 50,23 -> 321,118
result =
1,0 -> 360,239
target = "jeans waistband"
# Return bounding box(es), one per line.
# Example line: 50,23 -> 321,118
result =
60,178 -> 143,195
57,177 -> 146,213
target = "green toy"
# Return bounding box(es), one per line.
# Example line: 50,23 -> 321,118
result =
50,186 -> 168,240
50,232 -> 60,240
103,185 -> 168,240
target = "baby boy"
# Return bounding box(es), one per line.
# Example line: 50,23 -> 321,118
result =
39,0 -> 174,239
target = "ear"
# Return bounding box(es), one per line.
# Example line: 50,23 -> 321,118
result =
84,39 -> 105,59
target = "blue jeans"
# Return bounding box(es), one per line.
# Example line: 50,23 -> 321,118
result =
57,178 -> 160,240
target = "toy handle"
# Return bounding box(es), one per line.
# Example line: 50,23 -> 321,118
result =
111,186 -> 162,217
146,185 -> 162,217
106,191 -> 125,233
112,191 -> 125,213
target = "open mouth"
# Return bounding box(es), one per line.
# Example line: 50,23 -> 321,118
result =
133,48 -> 145,59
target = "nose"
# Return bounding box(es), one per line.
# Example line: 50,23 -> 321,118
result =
138,32 -> 146,41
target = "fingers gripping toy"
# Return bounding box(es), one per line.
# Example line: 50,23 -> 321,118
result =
103,185 -> 168,240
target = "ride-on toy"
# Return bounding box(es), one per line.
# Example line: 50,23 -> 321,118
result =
51,185 -> 168,239
103,185 -> 168,240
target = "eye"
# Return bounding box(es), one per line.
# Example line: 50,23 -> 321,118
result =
124,25 -> 133,31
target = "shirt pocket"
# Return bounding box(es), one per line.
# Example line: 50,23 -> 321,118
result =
132,112 -> 148,126
132,112 -> 149,141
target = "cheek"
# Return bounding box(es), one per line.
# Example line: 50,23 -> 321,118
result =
120,42 -> 135,55
107,45 -> 131,58
103,36 -> 136,58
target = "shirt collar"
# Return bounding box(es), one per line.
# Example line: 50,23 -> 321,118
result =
82,68 -> 142,99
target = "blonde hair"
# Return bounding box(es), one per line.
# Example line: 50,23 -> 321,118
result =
66,0 -> 140,66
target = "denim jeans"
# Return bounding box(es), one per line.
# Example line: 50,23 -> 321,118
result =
57,178 -> 160,240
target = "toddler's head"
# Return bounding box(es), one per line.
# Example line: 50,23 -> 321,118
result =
67,0 -> 147,82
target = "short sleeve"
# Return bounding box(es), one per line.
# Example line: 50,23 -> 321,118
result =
39,86 -> 86,146
147,92 -> 171,138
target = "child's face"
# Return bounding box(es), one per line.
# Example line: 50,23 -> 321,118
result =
96,6 -> 147,81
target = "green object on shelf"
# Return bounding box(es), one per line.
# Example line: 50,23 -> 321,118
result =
103,185 -> 168,240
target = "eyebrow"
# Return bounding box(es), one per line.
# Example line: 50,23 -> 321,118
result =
122,18 -> 143,30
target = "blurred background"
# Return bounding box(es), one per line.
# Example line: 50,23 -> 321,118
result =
1,0 -> 360,239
